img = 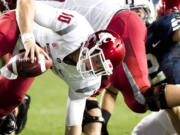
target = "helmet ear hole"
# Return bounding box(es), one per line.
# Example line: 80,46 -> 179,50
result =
116,44 -> 120,48
89,38 -> 94,43
92,49 -> 100,55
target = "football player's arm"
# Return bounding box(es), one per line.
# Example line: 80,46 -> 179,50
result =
16,0 -> 49,63
172,26 -> 180,43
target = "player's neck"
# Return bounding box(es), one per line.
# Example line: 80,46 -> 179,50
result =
70,49 -> 80,63
64,49 -> 80,65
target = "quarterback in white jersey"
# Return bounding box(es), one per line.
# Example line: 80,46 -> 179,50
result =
0,3 -> 125,135
31,4 -> 99,127
14,0 -> 150,135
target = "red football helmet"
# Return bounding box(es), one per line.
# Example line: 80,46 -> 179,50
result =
77,30 -> 125,79
0,0 -> 16,12
156,0 -> 180,17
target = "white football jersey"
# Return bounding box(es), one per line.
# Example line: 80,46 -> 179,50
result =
0,3 -> 102,126
33,4 -> 102,126
32,3 -> 101,97
7,3 -> 101,98
35,0 -> 120,31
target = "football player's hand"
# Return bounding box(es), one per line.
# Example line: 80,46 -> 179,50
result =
23,41 -> 50,63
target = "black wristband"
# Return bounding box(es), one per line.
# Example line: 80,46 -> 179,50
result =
101,109 -> 111,124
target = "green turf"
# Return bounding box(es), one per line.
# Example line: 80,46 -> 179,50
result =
19,70 -> 150,135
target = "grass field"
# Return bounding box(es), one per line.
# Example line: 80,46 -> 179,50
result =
20,70 -> 150,135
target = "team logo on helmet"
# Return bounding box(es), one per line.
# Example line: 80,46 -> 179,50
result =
98,32 -> 116,46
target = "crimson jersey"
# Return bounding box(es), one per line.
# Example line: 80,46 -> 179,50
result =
111,13 -> 180,114
97,10 -> 150,113
0,11 -> 34,117
109,11 -> 149,113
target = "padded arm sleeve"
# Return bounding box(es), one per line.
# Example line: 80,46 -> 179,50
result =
66,95 -> 86,126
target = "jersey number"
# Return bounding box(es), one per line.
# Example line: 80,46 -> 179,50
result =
147,53 -> 166,85
58,12 -> 74,24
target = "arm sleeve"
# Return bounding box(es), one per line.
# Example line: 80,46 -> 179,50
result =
66,92 -> 87,126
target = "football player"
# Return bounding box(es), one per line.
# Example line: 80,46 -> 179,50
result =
131,12 -> 180,135
34,1 -> 151,135
0,3 -> 125,135
131,1 -> 180,135
1,0 -> 152,134
12,0 -> 150,135
100,1 -> 180,135
30,1 -> 180,134
0,2 -> 38,135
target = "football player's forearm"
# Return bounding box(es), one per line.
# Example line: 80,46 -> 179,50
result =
165,85 -> 180,107
100,85 -> 118,114
172,28 -> 180,43
16,0 -> 35,34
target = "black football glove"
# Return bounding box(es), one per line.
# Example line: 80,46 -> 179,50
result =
0,112 -> 17,135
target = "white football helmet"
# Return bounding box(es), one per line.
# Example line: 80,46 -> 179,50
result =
128,0 -> 156,25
